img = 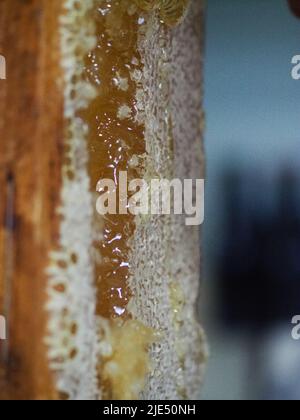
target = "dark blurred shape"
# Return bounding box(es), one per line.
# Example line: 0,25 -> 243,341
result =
219,168 -> 300,332
288,0 -> 300,18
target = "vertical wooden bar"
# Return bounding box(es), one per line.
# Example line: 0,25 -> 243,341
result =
0,0 -> 63,399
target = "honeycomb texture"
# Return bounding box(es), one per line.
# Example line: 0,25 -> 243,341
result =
46,0 -> 207,400
129,0 -> 207,400
46,0 -> 100,400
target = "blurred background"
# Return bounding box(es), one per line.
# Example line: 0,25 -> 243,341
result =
202,0 -> 300,400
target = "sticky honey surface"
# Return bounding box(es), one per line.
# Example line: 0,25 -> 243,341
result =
82,0 -> 146,320
100,319 -> 157,400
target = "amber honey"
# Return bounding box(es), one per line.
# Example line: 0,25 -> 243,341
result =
81,0 -> 146,320
80,0 -> 189,321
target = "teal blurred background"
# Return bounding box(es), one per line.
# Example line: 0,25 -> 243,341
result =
202,0 -> 300,400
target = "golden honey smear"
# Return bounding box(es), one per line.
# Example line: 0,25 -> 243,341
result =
101,320 -> 157,400
79,1 -> 158,399
81,0 -> 147,320
134,0 -> 190,26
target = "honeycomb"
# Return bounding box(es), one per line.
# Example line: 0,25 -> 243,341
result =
48,0 -> 204,401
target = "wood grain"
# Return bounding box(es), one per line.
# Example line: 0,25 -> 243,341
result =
0,0 -> 63,400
